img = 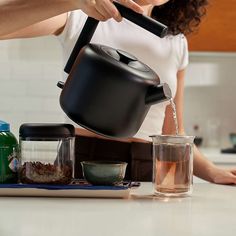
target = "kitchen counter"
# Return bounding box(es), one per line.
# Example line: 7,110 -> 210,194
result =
0,183 -> 236,236
200,147 -> 236,164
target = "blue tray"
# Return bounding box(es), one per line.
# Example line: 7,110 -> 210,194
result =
0,181 -> 140,198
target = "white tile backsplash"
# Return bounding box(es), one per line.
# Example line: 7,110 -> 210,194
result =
10,62 -> 40,79
1,97 -> 44,112
42,98 -> 63,112
184,54 -> 236,148
0,62 -> 11,79
185,62 -> 221,87
26,80 -> 60,97
0,41 -> 10,61
0,79 -> 28,96
42,63 -> 63,78
0,36 -> 65,137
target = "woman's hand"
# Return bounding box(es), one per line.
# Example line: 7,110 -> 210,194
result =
73,0 -> 144,22
209,167 -> 236,184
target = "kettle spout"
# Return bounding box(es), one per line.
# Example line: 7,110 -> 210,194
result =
145,83 -> 172,105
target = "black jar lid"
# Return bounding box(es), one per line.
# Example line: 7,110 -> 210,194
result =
19,123 -> 75,139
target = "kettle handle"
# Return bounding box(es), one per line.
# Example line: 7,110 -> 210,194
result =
64,17 -> 99,74
114,2 -> 168,38
64,2 -> 168,74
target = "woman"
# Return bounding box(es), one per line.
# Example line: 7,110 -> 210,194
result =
1,0 -> 236,183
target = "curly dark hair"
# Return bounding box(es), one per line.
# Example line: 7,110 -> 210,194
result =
151,0 -> 208,35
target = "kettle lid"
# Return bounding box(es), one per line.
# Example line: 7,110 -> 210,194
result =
101,46 -> 150,72
97,45 -> 159,85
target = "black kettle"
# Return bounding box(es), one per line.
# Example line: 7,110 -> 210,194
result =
58,2 -> 172,138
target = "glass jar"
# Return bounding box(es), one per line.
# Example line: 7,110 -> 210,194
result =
19,123 -> 75,185
0,120 -> 19,183
151,135 -> 195,197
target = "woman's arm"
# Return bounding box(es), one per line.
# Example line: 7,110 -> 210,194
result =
162,69 -> 236,184
0,0 -> 143,38
0,14 -> 68,40
0,0 -> 77,37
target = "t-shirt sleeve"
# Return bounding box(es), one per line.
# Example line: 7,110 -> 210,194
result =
178,35 -> 189,70
57,10 -> 85,48
56,10 -> 87,82
57,12 -> 72,45
56,10 -> 87,81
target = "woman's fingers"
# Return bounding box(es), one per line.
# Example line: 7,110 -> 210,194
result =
91,10 -> 107,21
102,0 -> 122,21
80,0 -> 143,22
230,169 -> 236,175
81,0 -> 106,21
94,5 -> 112,21
95,0 -> 120,21
86,0 -> 96,6
213,169 -> 236,184
225,173 -> 236,184
84,8 -> 107,21
116,0 -> 144,14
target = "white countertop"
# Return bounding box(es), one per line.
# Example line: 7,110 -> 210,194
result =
200,147 -> 236,164
0,182 -> 236,236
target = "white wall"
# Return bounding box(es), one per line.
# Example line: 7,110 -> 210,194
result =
0,36 -> 65,137
184,53 -> 236,148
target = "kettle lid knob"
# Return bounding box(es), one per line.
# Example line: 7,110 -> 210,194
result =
116,50 -> 137,64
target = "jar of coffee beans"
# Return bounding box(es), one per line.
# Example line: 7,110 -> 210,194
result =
19,123 -> 75,185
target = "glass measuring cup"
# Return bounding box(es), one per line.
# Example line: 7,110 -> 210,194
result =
150,135 -> 195,197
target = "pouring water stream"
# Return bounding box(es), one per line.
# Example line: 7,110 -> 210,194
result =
170,98 -> 179,135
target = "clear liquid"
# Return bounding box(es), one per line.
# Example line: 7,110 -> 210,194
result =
170,98 -> 179,135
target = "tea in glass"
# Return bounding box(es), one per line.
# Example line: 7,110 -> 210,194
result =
151,135 -> 194,197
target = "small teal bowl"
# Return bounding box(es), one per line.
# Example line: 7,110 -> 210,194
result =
81,161 -> 127,186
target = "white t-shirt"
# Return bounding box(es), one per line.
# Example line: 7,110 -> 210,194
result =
57,10 -> 189,141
